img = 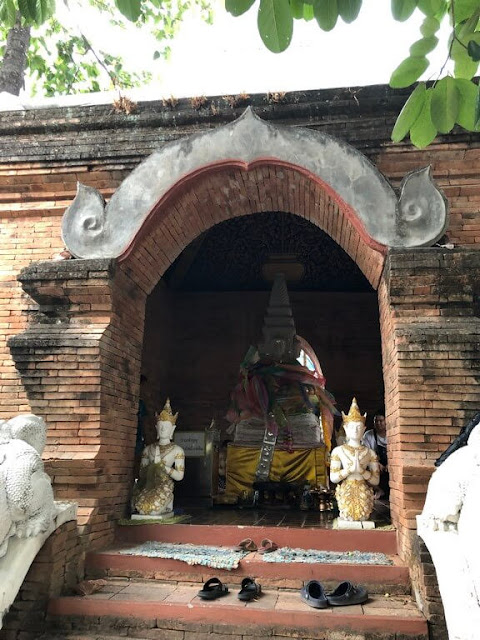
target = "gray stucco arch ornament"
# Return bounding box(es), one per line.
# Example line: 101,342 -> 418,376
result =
62,107 -> 448,259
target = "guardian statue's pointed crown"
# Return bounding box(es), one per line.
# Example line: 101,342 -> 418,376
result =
342,397 -> 366,425
157,398 -> 178,424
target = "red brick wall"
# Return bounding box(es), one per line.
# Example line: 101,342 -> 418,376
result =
378,247 -> 480,626
1,126 -> 480,558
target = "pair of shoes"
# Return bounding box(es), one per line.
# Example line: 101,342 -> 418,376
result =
234,538 -> 279,553
238,577 -> 262,601
235,538 -> 258,552
301,580 -> 368,609
258,538 -> 278,554
197,577 -> 261,602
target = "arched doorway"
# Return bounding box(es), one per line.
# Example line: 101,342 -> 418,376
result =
138,210 -> 384,509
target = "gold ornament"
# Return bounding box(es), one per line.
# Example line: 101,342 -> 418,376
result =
335,478 -> 374,521
342,397 -> 366,425
157,398 -> 178,424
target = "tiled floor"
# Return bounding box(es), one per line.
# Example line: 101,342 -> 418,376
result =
174,501 -> 391,529
83,578 -> 420,618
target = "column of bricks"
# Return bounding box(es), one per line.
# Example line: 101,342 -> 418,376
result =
8,259 -> 142,549
379,246 -> 480,625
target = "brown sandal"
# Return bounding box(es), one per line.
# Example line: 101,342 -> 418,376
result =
235,538 -> 258,552
258,538 -> 278,554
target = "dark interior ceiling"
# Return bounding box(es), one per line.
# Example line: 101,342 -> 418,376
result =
164,212 -> 372,292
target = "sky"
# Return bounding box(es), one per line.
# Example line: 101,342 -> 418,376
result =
83,0 -> 451,99
2,0 -> 452,106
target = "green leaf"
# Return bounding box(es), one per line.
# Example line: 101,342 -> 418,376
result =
153,50 -> 161,60
290,0 -> 305,19
454,0 -> 480,23
391,82 -> 427,142
0,0 -> 16,27
409,35 -> 438,56
391,0 -> 417,21
420,16 -> 440,36
430,76 -> 460,133
303,3 -> 314,20
115,0 -> 141,21
452,32 -> 480,79
226,0 -> 256,16
338,0 -> 362,23
34,0 -> 55,26
313,0 -> 338,31
258,0 -> 293,52
417,0 -> 444,16
18,0 -> 38,22
390,56 -> 429,88
455,78 -> 479,130
410,89 -> 437,147
468,39 -> 480,62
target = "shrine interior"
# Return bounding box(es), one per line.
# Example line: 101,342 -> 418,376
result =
139,211 -> 385,511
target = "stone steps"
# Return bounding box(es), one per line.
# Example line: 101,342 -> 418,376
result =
86,547 -> 410,595
115,522 -> 398,553
43,523 -> 425,639
44,577 -> 428,640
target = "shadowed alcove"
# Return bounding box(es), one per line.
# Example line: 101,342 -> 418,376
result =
138,211 -> 384,500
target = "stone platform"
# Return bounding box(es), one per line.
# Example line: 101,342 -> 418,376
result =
41,521 -> 427,640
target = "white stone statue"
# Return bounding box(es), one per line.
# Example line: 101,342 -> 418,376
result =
330,398 -> 380,522
417,414 -> 480,640
0,414 -> 56,558
132,399 -> 185,517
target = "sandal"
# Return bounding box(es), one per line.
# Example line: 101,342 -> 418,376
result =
197,577 -> 229,600
238,577 -> 262,601
300,580 -> 329,609
326,581 -> 368,606
234,538 -> 258,552
258,538 -> 278,554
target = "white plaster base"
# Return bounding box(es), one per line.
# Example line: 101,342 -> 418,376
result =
0,501 -> 77,630
333,518 -> 375,530
131,511 -> 174,521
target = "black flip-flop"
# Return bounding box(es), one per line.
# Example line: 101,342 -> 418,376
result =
197,577 -> 229,600
326,581 -> 368,606
238,577 -> 261,601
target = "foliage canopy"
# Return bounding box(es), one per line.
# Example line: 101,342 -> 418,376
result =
226,0 -> 480,147
0,0 -> 212,96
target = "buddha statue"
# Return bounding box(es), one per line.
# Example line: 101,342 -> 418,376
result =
330,398 -> 380,522
132,399 -> 185,517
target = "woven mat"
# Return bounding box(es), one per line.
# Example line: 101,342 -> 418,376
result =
262,547 -> 393,565
116,542 -> 248,570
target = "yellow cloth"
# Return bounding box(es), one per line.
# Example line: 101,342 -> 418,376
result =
225,445 -> 327,496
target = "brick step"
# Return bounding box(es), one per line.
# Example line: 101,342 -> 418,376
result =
45,578 -> 427,640
116,523 -> 398,554
86,548 -> 410,594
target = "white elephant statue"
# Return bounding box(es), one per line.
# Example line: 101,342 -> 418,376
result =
0,414 -> 56,558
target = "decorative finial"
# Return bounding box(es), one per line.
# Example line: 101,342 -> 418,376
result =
157,398 -> 178,424
257,273 -> 300,362
342,397 -> 366,425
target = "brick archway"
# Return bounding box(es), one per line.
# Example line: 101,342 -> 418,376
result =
10,160 -> 389,551
119,160 -> 386,294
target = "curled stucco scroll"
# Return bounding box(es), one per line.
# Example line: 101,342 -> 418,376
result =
62,108 -> 448,259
